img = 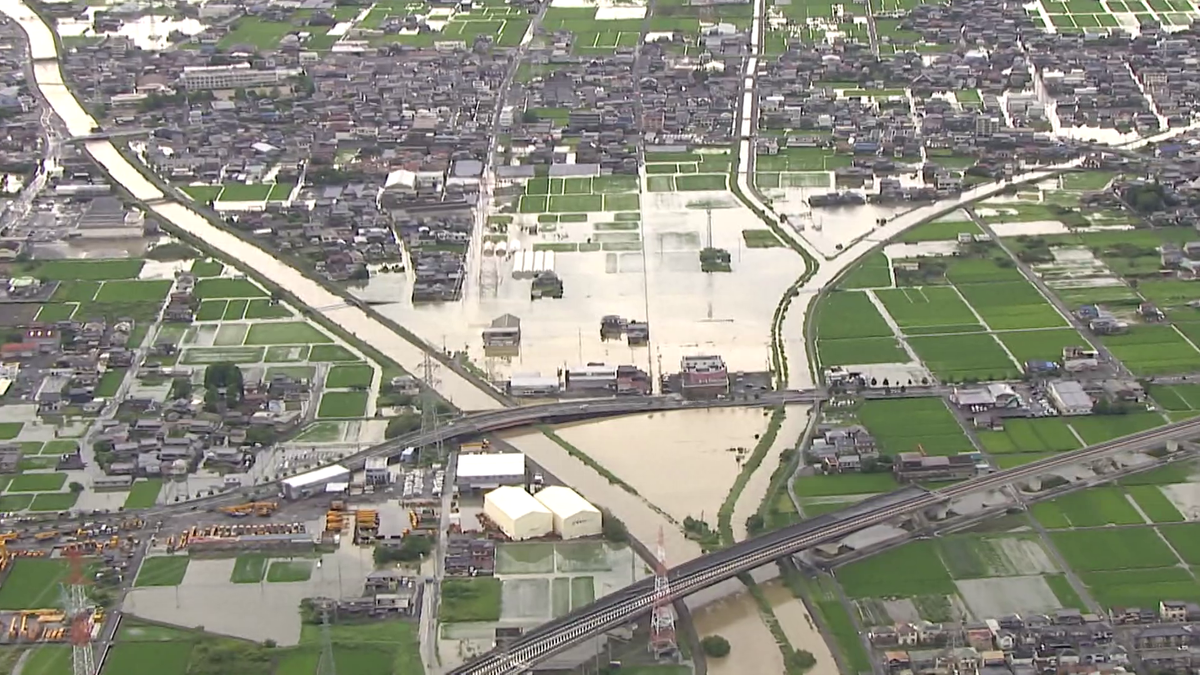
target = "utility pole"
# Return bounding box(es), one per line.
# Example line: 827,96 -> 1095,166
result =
419,353 -> 443,462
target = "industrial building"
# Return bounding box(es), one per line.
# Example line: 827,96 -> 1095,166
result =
281,464 -> 351,500
455,453 -> 527,491
534,486 -> 602,540
484,487 -> 553,541
1048,380 -> 1094,416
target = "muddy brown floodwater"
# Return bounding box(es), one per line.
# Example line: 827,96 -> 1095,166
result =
693,587 -> 786,675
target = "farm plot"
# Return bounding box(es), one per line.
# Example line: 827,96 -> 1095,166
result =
1159,523 -> 1200,564
896,219 -> 980,243
0,559 -> 70,609
756,148 -> 851,172
945,257 -> 1025,284
975,417 -> 1081,454
937,535 -> 1059,579
839,253 -> 892,289
1150,384 -> 1200,412
1082,567 -> 1200,609
907,333 -> 1020,382
815,291 -> 894,340
956,281 -> 1064,330
519,174 -> 640,214
1126,485 -> 1186,523
875,287 -> 981,334
837,540 -> 957,598
857,398 -> 973,456
817,337 -> 908,366
1051,528 -> 1178,572
1030,487 -> 1145,529
1101,325 -> 1200,375
997,329 -> 1090,365
1068,413 -> 1162,445
794,472 -> 901,497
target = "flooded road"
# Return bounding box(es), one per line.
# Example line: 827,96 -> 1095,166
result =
0,0 -> 502,411
693,587 -> 786,675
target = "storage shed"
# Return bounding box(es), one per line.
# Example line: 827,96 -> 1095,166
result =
483,486 -> 552,541
534,486 -> 601,540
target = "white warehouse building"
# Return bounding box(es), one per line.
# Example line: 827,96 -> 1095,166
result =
484,486 -> 552,541
456,453 -> 527,491
534,486 -> 601,540
281,464 -> 351,500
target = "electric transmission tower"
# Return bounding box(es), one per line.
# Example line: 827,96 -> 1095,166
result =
61,548 -> 96,675
419,353 -> 444,461
648,527 -> 678,660
316,599 -> 338,675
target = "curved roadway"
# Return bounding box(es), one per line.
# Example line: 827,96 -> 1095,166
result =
449,415 -> 1200,675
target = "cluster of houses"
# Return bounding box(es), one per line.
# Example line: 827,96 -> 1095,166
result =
872,602 -> 1200,675
807,424 -> 982,482
90,371 -> 311,484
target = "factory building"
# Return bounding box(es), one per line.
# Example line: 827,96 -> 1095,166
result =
508,373 -> 560,397
484,487 -> 553,541
455,453 -> 527,491
281,464 -> 351,500
534,486 -> 601,540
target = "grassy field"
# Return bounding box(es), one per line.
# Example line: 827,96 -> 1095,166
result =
1051,528 -> 1178,571
7,473 -> 67,492
134,556 -> 190,587
857,398 -> 972,456
230,554 -> 268,584
123,480 -> 162,509
0,560 -> 69,609
441,578 -> 502,622
1069,413 -> 1162,445
266,560 -> 312,583
318,391 -> 369,418
29,493 -> 79,512
908,333 -> 1019,381
837,540 -> 957,598
1160,523 -> 1200,564
937,535 -> 1056,578
1150,383 -> 1200,414
30,259 -> 143,280
243,299 -> 292,319
102,642 -> 192,675
1030,487 -> 1145,528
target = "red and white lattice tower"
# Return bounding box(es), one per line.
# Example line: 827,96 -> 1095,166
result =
648,527 -> 678,659
60,547 -> 96,675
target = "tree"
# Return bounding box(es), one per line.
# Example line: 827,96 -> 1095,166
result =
745,513 -> 765,536
787,649 -> 817,674
69,482 -> 84,493
701,635 -> 731,658
203,362 -> 244,412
